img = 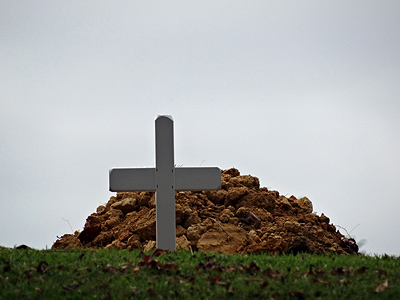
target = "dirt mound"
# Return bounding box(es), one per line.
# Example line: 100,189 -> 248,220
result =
52,168 -> 359,255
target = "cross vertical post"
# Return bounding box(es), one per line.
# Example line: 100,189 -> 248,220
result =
155,115 -> 176,250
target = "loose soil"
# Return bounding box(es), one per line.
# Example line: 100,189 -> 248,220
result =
52,168 -> 359,255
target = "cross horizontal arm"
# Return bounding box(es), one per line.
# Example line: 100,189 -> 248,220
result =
109,167 -> 221,192
175,167 -> 221,191
109,168 -> 156,192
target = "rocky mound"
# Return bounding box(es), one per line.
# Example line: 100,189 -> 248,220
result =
52,168 -> 358,255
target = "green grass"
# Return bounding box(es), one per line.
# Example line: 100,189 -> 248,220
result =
1,248 -> 399,299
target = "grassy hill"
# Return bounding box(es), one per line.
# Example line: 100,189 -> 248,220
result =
1,248 -> 399,299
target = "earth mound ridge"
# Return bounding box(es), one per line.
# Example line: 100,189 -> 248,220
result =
52,168 -> 358,255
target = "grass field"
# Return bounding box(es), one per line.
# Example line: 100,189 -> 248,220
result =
1,247 -> 399,299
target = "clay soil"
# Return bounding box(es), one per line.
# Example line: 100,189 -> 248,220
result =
52,168 -> 358,255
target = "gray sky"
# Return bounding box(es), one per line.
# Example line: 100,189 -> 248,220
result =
1,1 -> 399,255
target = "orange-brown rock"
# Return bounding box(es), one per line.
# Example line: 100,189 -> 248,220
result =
52,168 -> 359,255
53,232 -> 83,249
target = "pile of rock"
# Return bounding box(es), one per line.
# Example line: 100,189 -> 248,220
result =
52,168 -> 358,255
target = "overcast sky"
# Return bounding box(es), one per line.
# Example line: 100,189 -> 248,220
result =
1,1 -> 399,255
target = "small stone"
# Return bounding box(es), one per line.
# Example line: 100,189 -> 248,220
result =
105,209 -> 124,220
248,230 -> 262,243
221,208 -> 234,217
222,168 -> 240,177
176,225 -> 186,237
183,214 -> 201,228
297,197 -> 313,214
205,189 -> 227,205
127,235 -> 141,249
143,241 -> 156,252
186,230 -> 201,244
105,217 -> 120,229
111,198 -> 138,214
235,207 -> 249,218
227,205 -> 235,213
230,175 -> 260,189
176,235 -> 191,250
52,234 -> 83,249
219,214 -> 230,223
92,231 -> 113,247
96,205 -> 106,215
319,213 -> 330,224
225,187 -> 248,206
137,192 -> 152,207
316,229 -> 325,239
279,197 -> 292,211
237,192 -> 275,213
175,204 -> 185,224
283,221 -> 301,233
105,240 -> 126,250
186,224 -> 207,244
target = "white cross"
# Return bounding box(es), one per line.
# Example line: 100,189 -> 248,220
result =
109,115 -> 221,251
